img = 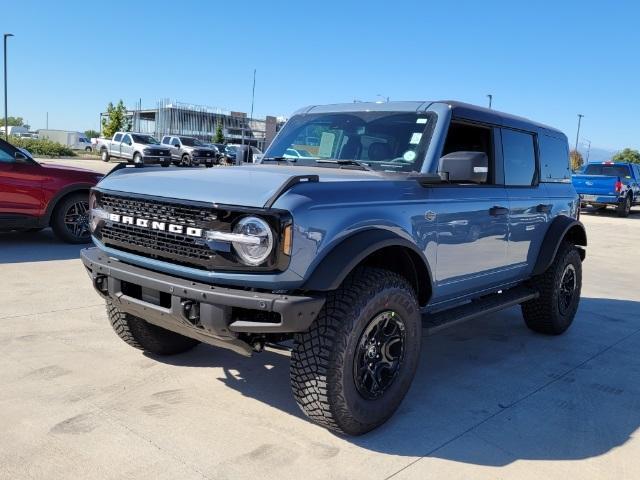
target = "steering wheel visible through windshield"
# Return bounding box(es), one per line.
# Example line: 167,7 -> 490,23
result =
264,111 -> 433,172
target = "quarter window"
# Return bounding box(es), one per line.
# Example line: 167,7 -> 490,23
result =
502,129 -> 537,186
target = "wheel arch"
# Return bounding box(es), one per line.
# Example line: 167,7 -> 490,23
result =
44,184 -> 93,225
301,229 -> 433,307
532,215 -> 587,276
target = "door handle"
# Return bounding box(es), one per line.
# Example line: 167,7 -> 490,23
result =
536,203 -> 552,213
489,206 -> 509,216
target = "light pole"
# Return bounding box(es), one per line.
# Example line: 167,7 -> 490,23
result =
3,33 -> 14,140
582,138 -> 591,163
574,114 -> 584,152
487,94 -> 493,108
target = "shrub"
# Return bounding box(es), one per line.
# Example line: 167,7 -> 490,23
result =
8,136 -> 76,157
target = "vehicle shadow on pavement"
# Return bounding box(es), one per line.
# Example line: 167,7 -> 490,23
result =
0,229 -> 89,263
581,207 -> 640,220
152,296 -> 640,465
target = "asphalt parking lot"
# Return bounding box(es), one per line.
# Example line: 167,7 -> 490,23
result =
1,161 -> 639,479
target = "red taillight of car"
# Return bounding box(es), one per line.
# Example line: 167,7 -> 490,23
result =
615,180 -> 623,192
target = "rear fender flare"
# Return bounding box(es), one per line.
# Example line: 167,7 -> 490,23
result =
532,216 -> 587,276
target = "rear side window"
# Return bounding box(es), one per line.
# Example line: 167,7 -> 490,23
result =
583,164 -> 631,177
502,129 -> 537,186
538,135 -> 570,182
114,133 -> 123,142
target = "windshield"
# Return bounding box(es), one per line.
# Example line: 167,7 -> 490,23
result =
132,134 -> 159,145
264,111 -> 433,172
583,164 -> 631,177
179,137 -> 203,147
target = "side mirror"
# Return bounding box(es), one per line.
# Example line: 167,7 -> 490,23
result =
15,149 -> 32,162
438,151 -> 488,183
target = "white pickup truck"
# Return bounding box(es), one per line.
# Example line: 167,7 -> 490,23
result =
97,132 -> 171,166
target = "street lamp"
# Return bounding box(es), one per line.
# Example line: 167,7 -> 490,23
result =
574,114 -> 584,153
487,94 -> 493,109
582,138 -> 592,163
3,33 -> 14,141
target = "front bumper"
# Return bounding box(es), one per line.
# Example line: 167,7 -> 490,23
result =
141,155 -> 170,164
579,194 -> 620,206
81,247 -> 324,356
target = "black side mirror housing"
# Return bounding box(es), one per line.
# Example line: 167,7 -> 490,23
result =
438,151 -> 488,183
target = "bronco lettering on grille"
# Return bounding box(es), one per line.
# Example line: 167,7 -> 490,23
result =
108,213 -> 203,238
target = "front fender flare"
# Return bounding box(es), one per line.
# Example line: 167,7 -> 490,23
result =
301,229 -> 433,293
532,216 -> 587,276
43,183 -> 94,225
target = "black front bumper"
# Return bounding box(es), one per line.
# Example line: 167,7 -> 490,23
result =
81,247 -> 324,356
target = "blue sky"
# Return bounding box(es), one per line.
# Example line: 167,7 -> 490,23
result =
3,0 -> 638,155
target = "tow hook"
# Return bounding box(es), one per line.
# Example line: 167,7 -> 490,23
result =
181,300 -> 201,327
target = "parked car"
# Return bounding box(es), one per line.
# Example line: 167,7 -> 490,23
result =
83,100 -> 586,435
214,144 -> 263,163
160,135 -> 219,167
0,138 -> 101,243
572,161 -> 640,217
96,133 -> 171,166
38,129 -> 93,152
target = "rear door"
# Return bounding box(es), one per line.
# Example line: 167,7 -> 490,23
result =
111,133 -> 123,157
502,129 -> 550,275
121,134 -> 134,159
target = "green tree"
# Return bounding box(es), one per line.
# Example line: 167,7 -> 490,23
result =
0,116 -> 25,126
570,149 -> 584,171
101,100 -> 128,138
84,129 -> 100,139
611,148 -> 640,164
214,121 -> 225,143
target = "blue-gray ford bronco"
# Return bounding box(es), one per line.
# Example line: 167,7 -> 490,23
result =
82,101 -> 587,435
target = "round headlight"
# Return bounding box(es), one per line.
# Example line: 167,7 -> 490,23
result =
232,216 -> 274,265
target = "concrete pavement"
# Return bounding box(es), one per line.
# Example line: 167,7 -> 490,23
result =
1,207 -> 639,479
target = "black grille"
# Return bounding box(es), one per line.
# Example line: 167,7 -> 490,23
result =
99,194 -> 226,269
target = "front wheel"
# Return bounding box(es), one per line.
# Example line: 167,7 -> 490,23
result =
290,267 -> 422,435
50,193 -> 91,243
522,242 -> 582,335
133,153 -> 143,165
617,196 -> 632,217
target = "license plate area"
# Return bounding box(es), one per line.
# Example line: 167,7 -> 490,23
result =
582,194 -> 597,201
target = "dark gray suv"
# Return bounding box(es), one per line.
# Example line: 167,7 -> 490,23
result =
160,135 -> 219,167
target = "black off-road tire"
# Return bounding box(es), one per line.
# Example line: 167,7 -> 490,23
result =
290,267 -> 422,435
50,192 -> 91,244
521,242 -> 582,335
617,195 -> 632,217
106,301 -> 199,355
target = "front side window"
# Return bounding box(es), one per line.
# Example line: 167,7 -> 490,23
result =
502,129 -> 537,186
122,135 -> 132,145
265,112 -> 433,172
161,137 -> 170,145
0,145 -> 15,163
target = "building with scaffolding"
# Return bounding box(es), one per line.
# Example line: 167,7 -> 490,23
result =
100,99 -> 284,150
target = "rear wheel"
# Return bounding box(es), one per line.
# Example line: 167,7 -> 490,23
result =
106,301 -> 199,355
522,242 -> 582,335
290,267 -> 421,435
617,195 -> 632,217
101,149 -> 110,162
50,193 -> 91,243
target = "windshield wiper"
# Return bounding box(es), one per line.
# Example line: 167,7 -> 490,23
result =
316,159 -> 372,171
261,156 -> 297,165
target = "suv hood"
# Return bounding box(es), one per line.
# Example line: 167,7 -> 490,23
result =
97,165 -> 389,208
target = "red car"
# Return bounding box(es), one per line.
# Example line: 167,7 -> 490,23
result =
0,138 -> 102,243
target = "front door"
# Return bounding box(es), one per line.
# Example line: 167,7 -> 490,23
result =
429,122 -> 512,303
0,149 -> 45,227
